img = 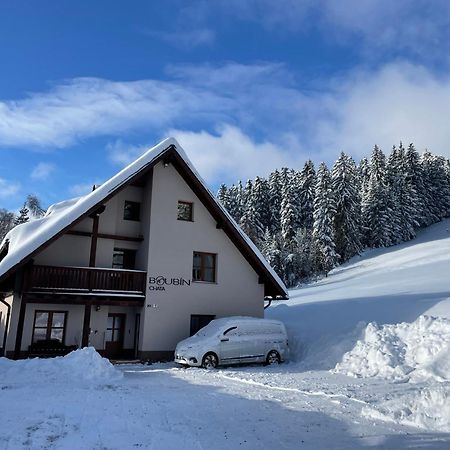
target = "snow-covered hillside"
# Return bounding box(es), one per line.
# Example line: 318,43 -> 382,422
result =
268,218 -> 450,369
266,218 -> 450,434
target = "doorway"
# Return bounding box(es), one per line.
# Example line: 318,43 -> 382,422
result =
105,313 -> 125,358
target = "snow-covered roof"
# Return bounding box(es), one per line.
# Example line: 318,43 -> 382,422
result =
0,138 -> 288,298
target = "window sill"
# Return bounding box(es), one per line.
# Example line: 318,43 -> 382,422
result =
192,280 -> 218,285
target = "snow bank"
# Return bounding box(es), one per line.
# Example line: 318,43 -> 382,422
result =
0,347 -> 122,385
334,315 -> 450,382
363,384 -> 450,432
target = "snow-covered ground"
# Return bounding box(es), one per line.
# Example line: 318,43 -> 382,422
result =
1,219 -> 450,449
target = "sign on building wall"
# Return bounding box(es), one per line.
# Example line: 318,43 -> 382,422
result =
149,276 -> 191,291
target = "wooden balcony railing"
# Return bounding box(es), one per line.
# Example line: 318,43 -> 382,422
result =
28,265 -> 147,295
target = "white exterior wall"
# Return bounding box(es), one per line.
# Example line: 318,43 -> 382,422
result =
4,292 -> 22,353
140,162 -> 264,353
34,186 -> 145,270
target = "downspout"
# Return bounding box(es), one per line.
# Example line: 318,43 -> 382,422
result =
0,297 -> 11,357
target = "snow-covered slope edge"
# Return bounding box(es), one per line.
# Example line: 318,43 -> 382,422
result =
266,219 -> 450,432
267,218 -> 450,369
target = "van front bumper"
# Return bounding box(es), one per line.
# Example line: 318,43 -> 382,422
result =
174,353 -> 202,367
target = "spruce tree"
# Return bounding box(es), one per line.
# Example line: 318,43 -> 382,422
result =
252,176 -> 271,231
298,160 -> 316,230
280,182 -> 298,246
14,204 -> 30,226
239,179 -> 264,245
313,163 -> 339,274
217,184 -> 229,208
386,143 -> 418,243
361,145 -> 392,247
268,169 -> 282,233
331,152 -> 362,262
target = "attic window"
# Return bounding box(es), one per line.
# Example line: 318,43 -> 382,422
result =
177,201 -> 193,221
123,201 -> 141,221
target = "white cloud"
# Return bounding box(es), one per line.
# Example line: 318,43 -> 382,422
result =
169,125 -> 305,184
312,62 -> 450,160
0,178 -> 20,199
31,162 -> 56,180
0,75 -> 229,148
2,61 -> 450,183
0,63 -> 293,149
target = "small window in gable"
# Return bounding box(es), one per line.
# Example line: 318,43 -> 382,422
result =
123,201 -> 141,221
177,201 -> 193,221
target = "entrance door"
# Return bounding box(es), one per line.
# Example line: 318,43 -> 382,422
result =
105,313 -> 125,358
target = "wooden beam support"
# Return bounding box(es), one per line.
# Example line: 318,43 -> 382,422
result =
13,296 -> 27,359
89,215 -> 99,267
23,292 -> 145,306
66,230 -> 144,242
81,302 -> 92,348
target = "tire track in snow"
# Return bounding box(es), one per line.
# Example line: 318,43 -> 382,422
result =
186,370 -> 368,406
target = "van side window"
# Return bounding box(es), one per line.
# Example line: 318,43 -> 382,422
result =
223,326 -> 237,336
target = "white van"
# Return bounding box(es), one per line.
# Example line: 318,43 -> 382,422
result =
174,316 -> 288,369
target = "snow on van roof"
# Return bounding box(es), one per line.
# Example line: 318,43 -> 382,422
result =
211,316 -> 283,326
0,138 -> 287,298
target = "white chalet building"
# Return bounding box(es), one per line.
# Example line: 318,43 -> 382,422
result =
0,138 -> 287,360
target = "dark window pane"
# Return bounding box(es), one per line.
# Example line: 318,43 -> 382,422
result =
203,268 -> 215,282
50,328 -> 63,342
107,316 -> 114,328
105,329 -> 113,342
193,253 -> 201,268
204,254 -> 215,268
33,328 -> 47,342
192,268 -> 200,281
114,316 -> 123,329
52,313 -> 65,328
123,201 -> 141,221
177,202 -> 193,221
113,248 -> 136,270
35,312 -> 49,327
112,250 -> 124,269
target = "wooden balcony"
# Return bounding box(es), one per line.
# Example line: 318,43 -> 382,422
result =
27,265 -> 147,296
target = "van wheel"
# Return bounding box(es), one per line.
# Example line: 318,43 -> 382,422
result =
202,353 -> 218,369
266,350 -> 280,366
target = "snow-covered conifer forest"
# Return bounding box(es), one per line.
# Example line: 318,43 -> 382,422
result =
217,143 -> 450,287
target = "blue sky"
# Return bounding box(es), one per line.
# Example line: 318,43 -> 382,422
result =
1,0 -> 450,210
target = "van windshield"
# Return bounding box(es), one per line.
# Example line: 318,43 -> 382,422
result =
195,322 -> 220,338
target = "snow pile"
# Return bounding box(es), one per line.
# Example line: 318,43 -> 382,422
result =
334,315 -> 450,382
0,347 -> 122,385
363,384 -> 450,432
